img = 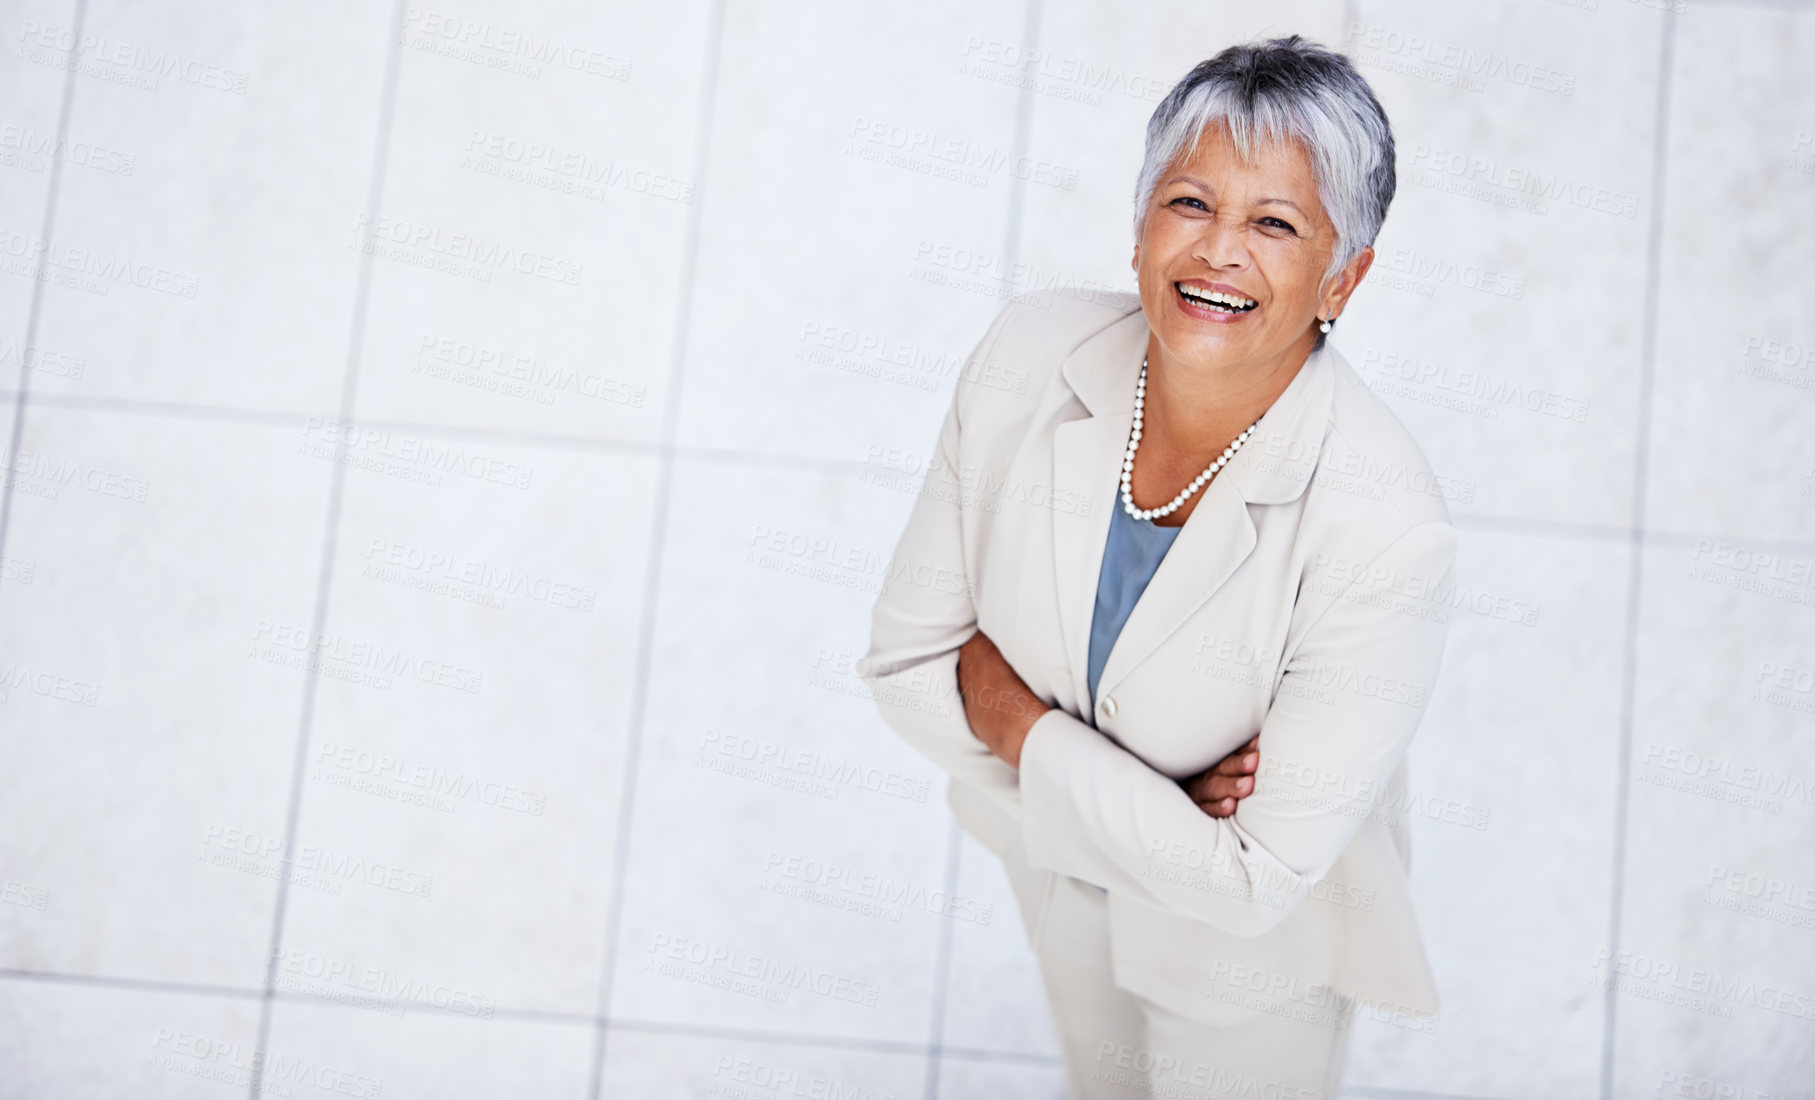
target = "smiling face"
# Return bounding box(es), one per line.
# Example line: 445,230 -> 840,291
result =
1134,122 -> 1371,383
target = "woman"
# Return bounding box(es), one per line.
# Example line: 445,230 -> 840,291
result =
857,36 -> 1455,1098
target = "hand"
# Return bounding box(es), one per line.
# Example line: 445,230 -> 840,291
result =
1182,735 -> 1259,818
956,630 -> 1049,770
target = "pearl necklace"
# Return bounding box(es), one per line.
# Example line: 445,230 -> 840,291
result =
1121,356 -> 1263,522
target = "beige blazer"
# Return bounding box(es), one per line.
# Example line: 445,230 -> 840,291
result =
857,287 -> 1457,1028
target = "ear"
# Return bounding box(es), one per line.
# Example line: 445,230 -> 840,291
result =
1318,246 -> 1375,321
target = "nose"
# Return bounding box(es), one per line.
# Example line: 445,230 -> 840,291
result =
1193,210 -> 1251,271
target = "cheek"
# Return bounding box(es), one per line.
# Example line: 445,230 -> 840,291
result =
1136,252 -> 1173,302
1138,219 -> 1194,269
1133,238 -> 1164,283
1256,251 -> 1322,313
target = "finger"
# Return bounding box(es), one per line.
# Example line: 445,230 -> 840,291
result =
1198,773 -> 1254,804
1211,752 -> 1254,777
1196,796 -> 1238,818
1211,739 -> 1261,777
1237,736 -> 1260,772
1184,769 -> 1248,802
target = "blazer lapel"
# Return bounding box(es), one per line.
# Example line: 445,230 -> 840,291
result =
1095,477 -> 1257,705
1049,307 -> 1145,715
1051,412 -> 1130,714
1049,304 -> 1337,716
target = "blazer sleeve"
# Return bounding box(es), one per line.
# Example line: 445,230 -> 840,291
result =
853,304 -> 1025,823
1016,519 -> 1457,936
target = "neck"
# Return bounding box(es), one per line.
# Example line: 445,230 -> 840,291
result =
1141,333 -> 1313,465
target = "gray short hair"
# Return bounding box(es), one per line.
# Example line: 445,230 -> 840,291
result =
1133,35 -> 1396,292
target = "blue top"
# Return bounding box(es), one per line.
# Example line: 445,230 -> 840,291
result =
1087,502 -> 1183,711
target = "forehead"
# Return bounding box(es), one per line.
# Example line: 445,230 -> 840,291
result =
1166,124 -> 1321,204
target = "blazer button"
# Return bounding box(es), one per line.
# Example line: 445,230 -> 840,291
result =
1099,695 -> 1118,719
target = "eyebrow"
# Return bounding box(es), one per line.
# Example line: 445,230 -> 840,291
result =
1166,175 -> 1310,218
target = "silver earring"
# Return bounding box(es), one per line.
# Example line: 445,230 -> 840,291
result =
1318,317 -> 1333,334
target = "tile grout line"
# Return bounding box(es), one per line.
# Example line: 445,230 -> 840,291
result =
922,820 -> 966,1100
5,378 -> 1812,555
246,3 -> 409,1095
919,4 -> 1045,1097
0,389 -> 887,475
7,382 -> 1813,557
1688,0 -> 1815,9
0,0 -> 86,609
2,378 -> 1808,554
0,967 -> 257,1002
582,1 -> 728,1096
1599,8 -> 1677,1100
0,966 -> 1065,1064
1000,0 -> 1042,311
1344,1087 -> 1518,1100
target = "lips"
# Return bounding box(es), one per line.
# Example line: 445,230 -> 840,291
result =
1175,281 -> 1258,314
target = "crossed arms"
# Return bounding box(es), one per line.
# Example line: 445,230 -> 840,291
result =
856,363 -> 1456,938
954,630 -> 1258,815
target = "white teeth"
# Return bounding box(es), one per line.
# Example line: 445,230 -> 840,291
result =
1178,284 -> 1256,311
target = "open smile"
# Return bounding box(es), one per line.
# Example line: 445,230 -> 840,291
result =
1174,281 -> 1258,322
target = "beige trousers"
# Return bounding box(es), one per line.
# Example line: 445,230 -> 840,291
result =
998,846 -> 1356,1100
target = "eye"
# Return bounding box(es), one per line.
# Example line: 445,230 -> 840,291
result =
1259,216 -> 1298,234
1169,196 -> 1209,212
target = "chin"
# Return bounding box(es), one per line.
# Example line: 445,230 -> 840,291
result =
1161,323 -> 1257,367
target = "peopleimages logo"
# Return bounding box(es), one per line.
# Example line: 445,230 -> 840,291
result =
272,947 -> 497,1019
1382,247 -> 1524,300
1404,143 -> 1638,219
298,417 -> 535,490
147,1029 -> 382,1099
401,7 -> 632,79
645,933 -> 881,1008
14,20 -> 251,94
349,213 -> 584,285
1346,21 -> 1576,96
312,742 -> 547,816
759,850 -> 994,924
1360,349 -> 1591,423
0,449 -> 150,502
1591,947 -> 1815,1021
363,538 -> 597,612
0,663 -> 100,707
846,115 -> 1079,191
250,619 -> 485,695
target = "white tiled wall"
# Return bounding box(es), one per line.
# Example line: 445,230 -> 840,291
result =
1,1 -> 1809,1098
